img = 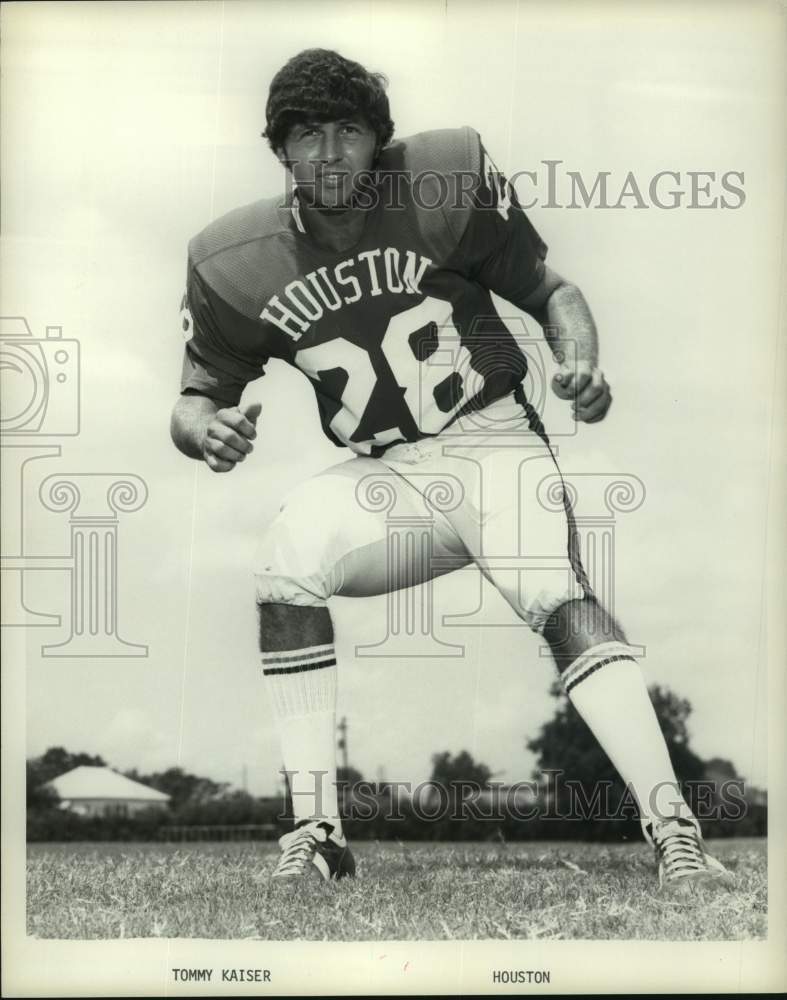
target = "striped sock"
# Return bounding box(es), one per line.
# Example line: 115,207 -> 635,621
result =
261,643 -> 343,837
560,641 -> 638,696
262,644 -> 337,716
561,641 -> 694,827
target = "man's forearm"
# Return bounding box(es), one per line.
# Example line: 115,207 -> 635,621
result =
170,393 -> 218,460
536,282 -> 599,369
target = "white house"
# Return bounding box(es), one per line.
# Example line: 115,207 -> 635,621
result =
45,765 -> 171,818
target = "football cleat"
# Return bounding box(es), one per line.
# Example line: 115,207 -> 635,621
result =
272,820 -> 356,883
644,816 -> 733,892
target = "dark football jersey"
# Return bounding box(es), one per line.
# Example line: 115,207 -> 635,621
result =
180,126 -> 548,455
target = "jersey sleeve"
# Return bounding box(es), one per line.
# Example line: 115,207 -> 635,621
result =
179,262 -> 268,407
455,132 -> 548,307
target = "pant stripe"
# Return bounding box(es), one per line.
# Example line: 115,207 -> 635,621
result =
513,382 -> 592,598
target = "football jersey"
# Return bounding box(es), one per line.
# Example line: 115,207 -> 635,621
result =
179,126 -> 548,456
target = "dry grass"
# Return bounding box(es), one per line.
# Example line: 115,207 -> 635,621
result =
27,837 -> 766,940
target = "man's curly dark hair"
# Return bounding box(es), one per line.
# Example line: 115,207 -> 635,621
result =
263,49 -> 394,159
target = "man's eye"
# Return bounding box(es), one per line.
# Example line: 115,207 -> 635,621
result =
341,125 -> 360,134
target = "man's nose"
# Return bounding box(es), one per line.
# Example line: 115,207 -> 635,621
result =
318,130 -> 341,163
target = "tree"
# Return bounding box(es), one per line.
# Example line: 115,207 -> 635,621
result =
702,757 -> 740,782
526,682 -> 707,839
336,765 -> 365,789
26,747 -> 107,806
423,750 -> 496,841
26,762 -> 60,810
124,767 -> 226,809
334,765 -> 366,825
430,750 -> 494,789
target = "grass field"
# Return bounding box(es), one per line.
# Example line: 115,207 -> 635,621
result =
27,838 -> 766,941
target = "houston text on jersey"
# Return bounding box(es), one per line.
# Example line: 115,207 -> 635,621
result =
260,248 -> 433,340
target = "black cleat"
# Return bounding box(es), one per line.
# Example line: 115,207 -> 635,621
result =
272,820 -> 356,883
644,817 -> 734,893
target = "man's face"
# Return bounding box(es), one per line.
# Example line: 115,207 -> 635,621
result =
279,118 -> 377,210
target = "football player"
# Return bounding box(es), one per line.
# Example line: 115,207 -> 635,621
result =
170,49 -> 731,892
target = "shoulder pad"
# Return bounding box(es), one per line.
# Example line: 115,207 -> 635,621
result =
379,126 -> 481,178
187,196 -> 295,316
378,126 -> 483,245
188,196 -> 290,269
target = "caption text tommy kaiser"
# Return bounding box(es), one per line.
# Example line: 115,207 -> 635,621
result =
172,968 -> 272,983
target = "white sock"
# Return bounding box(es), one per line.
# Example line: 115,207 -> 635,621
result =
262,643 -> 343,839
561,641 -> 695,829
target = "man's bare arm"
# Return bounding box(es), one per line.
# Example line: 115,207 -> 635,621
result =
520,264 -> 612,424
521,264 -> 599,368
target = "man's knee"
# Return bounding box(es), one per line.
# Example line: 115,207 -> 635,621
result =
491,563 -> 586,635
542,596 -> 627,669
257,603 -> 333,652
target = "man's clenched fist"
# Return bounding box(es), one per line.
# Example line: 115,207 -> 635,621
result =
551,361 -> 612,424
202,402 -> 262,472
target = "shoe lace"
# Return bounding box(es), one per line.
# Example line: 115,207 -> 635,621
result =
652,820 -> 707,881
273,827 -> 321,878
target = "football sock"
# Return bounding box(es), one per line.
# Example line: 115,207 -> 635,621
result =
259,604 -> 344,839
560,641 -> 695,828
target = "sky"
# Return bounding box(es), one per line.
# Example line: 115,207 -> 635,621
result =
2,0 -> 783,797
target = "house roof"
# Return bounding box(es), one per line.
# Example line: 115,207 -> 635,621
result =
45,765 -> 170,802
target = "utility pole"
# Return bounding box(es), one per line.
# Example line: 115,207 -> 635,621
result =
337,716 -> 349,772
280,768 -> 289,811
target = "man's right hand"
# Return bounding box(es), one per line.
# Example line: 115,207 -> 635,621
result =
202,402 -> 262,472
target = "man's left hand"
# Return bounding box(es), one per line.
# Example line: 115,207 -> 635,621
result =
551,362 -> 613,424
